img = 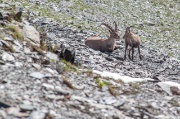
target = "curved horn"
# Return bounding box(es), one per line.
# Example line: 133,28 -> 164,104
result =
101,23 -> 114,32
113,21 -> 118,31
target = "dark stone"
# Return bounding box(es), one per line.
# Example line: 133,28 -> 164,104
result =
41,59 -> 51,65
105,57 -> 114,61
0,12 -> 3,20
64,49 -> 76,63
0,101 -> 11,108
59,45 -> 76,64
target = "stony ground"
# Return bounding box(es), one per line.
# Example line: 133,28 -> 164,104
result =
0,0 -> 180,119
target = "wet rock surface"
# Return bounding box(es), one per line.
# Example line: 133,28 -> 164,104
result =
0,0 -> 180,119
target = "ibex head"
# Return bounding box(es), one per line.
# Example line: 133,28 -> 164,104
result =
123,26 -> 132,39
101,21 -> 120,39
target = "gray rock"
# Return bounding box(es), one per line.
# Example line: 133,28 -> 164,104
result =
2,52 -> 15,62
46,52 -> 58,61
22,100 -> 32,105
22,25 -> 40,46
102,97 -> 117,105
54,86 -> 71,95
42,83 -> 54,90
29,111 -> 46,119
0,110 -> 7,118
20,104 -> 34,111
15,62 -> 23,68
45,67 -> 56,74
56,62 -> 64,74
44,73 -> 53,78
5,107 -> 20,115
0,60 -> 5,65
4,37 -> 12,41
29,72 -> 44,79
24,47 -> 31,54
32,63 -> 41,70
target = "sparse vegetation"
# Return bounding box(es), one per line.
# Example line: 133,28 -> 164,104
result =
96,78 -> 105,88
95,78 -> 111,88
6,25 -> 23,40
61,60 -> 79,73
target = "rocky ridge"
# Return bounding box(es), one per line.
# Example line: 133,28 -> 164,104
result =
0,0 -> 180,119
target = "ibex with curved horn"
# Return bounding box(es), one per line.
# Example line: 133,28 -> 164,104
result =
85,21 -> 120,52
122,26 -> 142,61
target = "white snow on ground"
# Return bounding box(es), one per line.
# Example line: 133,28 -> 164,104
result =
92,70 -> 154,83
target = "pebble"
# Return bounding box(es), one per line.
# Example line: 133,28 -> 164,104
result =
20,104 -> 34,111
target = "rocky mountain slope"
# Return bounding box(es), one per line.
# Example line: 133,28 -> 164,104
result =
0,0 -> 179,119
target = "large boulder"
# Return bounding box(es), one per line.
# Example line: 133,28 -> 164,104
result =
22,25 -> 40,46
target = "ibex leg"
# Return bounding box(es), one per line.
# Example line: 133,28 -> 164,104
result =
138,46 -> 142,60
124,44 -> 128,60
132,47 -> 134,61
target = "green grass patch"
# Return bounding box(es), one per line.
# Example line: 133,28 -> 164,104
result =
61,60 -> 79,73
96,78 -> 111,88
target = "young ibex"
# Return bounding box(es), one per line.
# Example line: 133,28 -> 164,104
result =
122,26 -> 142,61
85,21 -> 120,52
